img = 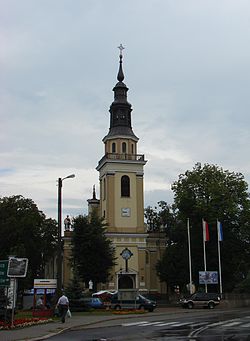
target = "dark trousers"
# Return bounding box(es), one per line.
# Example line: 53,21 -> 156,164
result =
58,304 -> 68,323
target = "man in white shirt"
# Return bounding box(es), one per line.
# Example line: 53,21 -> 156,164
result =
56,292 -> 69,323
36,296 -> 45,310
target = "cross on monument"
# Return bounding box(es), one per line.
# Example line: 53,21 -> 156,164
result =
118,44 -> 125,57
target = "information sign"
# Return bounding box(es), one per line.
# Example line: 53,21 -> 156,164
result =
34,279 -> 57,289
7,258 -> 28,278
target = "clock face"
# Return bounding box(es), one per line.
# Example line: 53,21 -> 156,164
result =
121,248 -> 133,260
121,208 -> 130,217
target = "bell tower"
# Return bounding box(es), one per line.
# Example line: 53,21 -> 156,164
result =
96,45 -> 148,290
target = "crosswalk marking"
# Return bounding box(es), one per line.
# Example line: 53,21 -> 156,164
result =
122,319 -> 250,330
122,321 -> 148,326
222,321 -> 242,327
155,322 -> 179,327
137,322 -> 163,326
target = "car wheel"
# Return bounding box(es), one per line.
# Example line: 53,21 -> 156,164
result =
187,302 -> 193,309
115,305 -> 121,311
208,302 -> 214,309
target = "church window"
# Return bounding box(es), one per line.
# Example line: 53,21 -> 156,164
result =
131,144 -> 134,154
103,178 -> 106,200
112,142 -> 116,153
122,142 -> 126,153
121,175 -> 130,197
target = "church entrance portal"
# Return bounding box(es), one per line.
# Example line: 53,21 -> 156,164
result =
118,274 -> 135,289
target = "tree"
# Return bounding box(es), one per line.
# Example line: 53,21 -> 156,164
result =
145,201 -> 176,233
0,195 -> 57,289
145,202 -> 189,293
156,163 -> 250,292
65,270 -> 84,299
71,210 -> 116,291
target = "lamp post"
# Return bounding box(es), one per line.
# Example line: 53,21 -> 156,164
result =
57,174 -> 75,296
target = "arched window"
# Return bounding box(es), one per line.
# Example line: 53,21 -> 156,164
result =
122,142 -> 126,153
112,142 -> 116,153
121,175 -> 130,197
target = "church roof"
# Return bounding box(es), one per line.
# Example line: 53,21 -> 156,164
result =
103,45 -> 138,142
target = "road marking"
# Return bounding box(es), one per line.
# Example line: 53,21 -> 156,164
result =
143,322 -> 163,325
122,321 -> 148,326
155,322 -> 180,327
222,321 -> 242,327
123,321 -> 208,328
137,321 -> 164,326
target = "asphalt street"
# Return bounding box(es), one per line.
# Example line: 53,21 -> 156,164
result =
46,307 -> 250,341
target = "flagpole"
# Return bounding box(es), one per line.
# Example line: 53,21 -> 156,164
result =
187,218 -> 193,294
202,219 -> 208,293
217,219 -> 223,296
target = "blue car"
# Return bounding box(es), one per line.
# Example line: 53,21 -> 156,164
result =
83,297 -> 104,309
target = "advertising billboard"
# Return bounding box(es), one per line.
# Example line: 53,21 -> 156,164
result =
199,271 -> 218,284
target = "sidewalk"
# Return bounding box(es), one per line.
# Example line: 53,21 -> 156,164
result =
0,307 -> 179,341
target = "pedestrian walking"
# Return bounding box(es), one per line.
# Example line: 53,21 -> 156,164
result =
56,292 -> 69,323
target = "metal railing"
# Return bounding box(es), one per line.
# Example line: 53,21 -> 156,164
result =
98,153 -> 145,166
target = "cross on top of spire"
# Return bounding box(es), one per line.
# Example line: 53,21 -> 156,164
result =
118,44 -> 125,57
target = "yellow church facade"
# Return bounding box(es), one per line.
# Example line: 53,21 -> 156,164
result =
57,48 -> 167,295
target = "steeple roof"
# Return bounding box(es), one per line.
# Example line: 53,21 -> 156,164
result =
103,45 -> 138,142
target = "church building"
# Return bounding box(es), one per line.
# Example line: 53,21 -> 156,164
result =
59,47 -> 167,295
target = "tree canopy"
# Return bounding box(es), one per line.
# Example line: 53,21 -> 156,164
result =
71,210 -> 116,291
151,163 -> 250,293
0,195 -> 57,289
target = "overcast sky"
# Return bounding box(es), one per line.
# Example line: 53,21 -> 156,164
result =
1,0 -> 250,220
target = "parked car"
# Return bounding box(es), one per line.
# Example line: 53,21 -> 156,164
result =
179,292 -> 221,309
110,294 -> 156,312
83,297 -> 104,309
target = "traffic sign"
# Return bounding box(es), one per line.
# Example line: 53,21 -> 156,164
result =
0,260 -> 10,287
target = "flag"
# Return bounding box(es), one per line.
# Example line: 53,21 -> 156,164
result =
203,219 -> 209,242
217,221 -> 223,241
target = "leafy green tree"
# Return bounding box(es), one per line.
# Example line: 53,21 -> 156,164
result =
65,270 -> 84,299
156,163 -> 250,292
145,201 -> 176,233
71,210 -> 116,291
0,195 -> 57,289
233,271 -> 250,293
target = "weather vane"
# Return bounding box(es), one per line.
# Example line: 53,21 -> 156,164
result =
118,44 -> 125,57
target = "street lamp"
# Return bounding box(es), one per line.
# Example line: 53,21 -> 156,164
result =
57,174 -> 75,296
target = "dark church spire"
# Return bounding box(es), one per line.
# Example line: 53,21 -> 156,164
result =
103,44 -> 138,142
117,44 -> 124,82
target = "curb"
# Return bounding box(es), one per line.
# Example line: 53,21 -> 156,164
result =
26,307 -> 193,341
